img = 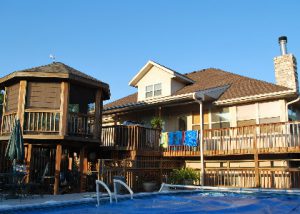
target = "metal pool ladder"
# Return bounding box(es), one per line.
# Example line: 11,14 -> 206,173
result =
96,180 -> 113,206
95,179 -> 134,206
113,179 -> 134,203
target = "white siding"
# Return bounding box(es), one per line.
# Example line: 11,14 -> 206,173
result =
171,79 -> 185,94
137,65 -> 172,101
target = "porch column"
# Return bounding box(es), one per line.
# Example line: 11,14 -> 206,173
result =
93,89 -> 102,141
253,133 -> 260,187
79,146 -> 88,192
59,82 -> 69,136
54,144 -> 62,195
25,144 -> 32,183
17,80 -> 27,129
1,87 -> 7,134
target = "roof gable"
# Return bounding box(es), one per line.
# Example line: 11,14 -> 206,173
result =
128,60 -> 194,87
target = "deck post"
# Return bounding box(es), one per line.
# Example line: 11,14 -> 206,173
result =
59,82 -> 69,136
54,144 -> 62,195
93,89 -> 102,141
253,130 -> 260,187
1,87 -> 7,135
80,146 -> 88,192
17,80 -> 27,130
25,144 -> 32,183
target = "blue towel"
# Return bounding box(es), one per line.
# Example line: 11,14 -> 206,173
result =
184,130 -> 198,147
174,131 -> 183,146
168,132 -> 175,146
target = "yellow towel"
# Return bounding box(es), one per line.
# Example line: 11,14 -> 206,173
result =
160,132 -> 168,148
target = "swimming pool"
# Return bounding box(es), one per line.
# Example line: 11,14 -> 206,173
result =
8,190 -> 300,214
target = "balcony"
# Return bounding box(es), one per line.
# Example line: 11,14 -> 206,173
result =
163,121 -> 300,157
101,125 -> 161,151
0,109 -> 96,141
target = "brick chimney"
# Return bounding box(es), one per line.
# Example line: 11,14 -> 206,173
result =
274,36 -> 298,93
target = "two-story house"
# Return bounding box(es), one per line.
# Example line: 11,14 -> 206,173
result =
102,36 -> 300,189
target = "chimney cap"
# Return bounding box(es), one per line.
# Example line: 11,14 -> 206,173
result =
278,36 -> 288,43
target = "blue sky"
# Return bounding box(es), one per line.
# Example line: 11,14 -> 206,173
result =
1,1 -> 300,102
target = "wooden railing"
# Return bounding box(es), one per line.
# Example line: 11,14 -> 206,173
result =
0,111 -> 17,135
23,109 -> 60,134
204,121 -> 300,155
204,167 -> 300,189
97,159 -> 183,192
68,112 -> 95,138
101,125 -> 161,151
164,121 -> 300,156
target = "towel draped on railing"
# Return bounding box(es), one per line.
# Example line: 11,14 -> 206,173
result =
160,130 -> 199,147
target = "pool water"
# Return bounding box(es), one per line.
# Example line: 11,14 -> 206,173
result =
11,191 -> 300,214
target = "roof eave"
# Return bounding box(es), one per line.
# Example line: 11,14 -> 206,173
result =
0,71 -> 69,86
214,90 -> 297,106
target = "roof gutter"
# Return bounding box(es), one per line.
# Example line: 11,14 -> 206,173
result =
214,90 -> 296,105
286,96 -> 300,121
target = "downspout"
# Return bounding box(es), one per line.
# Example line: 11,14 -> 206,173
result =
193,93 -> 204,186
286,96 -> 300,121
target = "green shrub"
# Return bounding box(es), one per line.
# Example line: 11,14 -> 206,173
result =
169,168 -> 199,184
150,117 -> 163,129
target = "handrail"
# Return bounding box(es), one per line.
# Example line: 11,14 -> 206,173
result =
24,109 -> 60,113
113,179 -> 133,202
159,183 -> 202,192
96,180 -> 113,205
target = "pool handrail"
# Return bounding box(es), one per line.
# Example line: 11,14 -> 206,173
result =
96,180 -> 113,205
159,183 -> 300,195
159,183 -> 202,192
113,179 -> 134,202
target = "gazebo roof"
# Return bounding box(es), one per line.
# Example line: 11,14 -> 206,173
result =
0,62 -> 110,99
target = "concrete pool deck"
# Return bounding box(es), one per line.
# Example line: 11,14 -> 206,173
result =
0,192 -> 97,212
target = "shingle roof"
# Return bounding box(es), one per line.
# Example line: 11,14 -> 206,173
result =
104,68 -> 291,110
19,62 -> 103,84
0,62 -> 110,99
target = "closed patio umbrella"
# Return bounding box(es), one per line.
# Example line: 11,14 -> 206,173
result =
5,119 -> 25,170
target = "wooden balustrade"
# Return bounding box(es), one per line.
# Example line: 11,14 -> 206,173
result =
68,112 -> 95,137
205,167 -> 300,189
205,168 -> 256,187
163,121 -> 300,157
101,125 -> 161,151
23,109 -> 60,134
0,112 -> 17,135
97,159 -> 183,192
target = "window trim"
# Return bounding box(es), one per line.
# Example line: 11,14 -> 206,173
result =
145,83 -> 162,98
145,85 -> 153,98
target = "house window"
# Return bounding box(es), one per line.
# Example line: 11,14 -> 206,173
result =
192,110 -> 209,130
145,83 -> 162,98
145,85 -> 153,98
178,116 -> 187,131
154,83 -> 162,96
237,104 -> 256,128
211,107 -> 230,129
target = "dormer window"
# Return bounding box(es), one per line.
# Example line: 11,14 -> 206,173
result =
145,83 -> 162,98
154,83 -> 162,96
146,85 -> 153,98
